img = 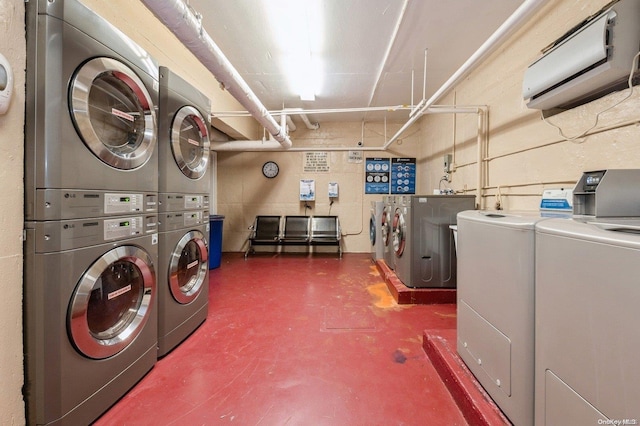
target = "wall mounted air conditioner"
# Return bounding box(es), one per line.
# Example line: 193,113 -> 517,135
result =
522,0 -> 640,111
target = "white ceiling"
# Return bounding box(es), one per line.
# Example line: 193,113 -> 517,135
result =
187,0 -> 524,124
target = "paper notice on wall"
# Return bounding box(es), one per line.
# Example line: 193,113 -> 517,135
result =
348,150 -> 363,163
300,179 -> 316,201
303,152 -> 329,172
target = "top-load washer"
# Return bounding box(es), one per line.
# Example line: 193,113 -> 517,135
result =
456,210 -> 565,426
394,195 -> 475,288
25,0 -> 159,221
370,200 -> 384,261
158,67 -> 211,199
382,195 -> 396,270
534,218 -> 640,425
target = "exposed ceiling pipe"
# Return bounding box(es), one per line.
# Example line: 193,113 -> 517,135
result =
285,116 -> 297,132
383,0 -> 548,149
215,105 -> 411,118
366,0 -> 410,114
298,113 -> 320,131
212,106 -> 482,152
212,139 -> 284,151
140,0 -> 292,149
212,141 -> 389,152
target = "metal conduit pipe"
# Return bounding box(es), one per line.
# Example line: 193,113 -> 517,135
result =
140,0 -> 292,149
383,0 -> 548,149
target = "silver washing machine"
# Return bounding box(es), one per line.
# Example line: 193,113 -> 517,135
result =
25,0 -> 159,221
157,210 -> 210,357
393,195 -> 475,288
392,195 -> 411,283
24,215 -> 158,425
158,66 -> 211,197
456,210 -> 562,426
382,195 -> 396,270
370,200 -> 384,261
535,217 -> 640,424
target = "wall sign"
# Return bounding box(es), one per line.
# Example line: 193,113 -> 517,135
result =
365,158 -> 391,194
300,179 -> 316,201
391,158 -> 416,194
303,152 -> 329,172
348,150 -> 363,163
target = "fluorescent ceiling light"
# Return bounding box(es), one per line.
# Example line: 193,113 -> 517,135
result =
263,0 -> 324,101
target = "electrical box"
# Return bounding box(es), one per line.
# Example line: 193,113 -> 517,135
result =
444,154 -> 453,173
328,182 -> 338,198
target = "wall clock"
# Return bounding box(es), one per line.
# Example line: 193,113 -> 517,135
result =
262,161 -> 279,178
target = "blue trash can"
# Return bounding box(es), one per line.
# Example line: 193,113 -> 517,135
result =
209,215 -> 225,269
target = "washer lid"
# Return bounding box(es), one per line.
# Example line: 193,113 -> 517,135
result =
68,245 -> 155,359
69,57 -> 157,170
171,106 -> 210,179
457,209 -> 554,229
536,217 -> 640,249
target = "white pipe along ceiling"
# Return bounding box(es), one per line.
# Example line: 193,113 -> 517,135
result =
139,0 -> 292,149
383,0 -> 548,149
143,0 -> 547,152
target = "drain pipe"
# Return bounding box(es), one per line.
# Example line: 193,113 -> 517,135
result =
383,0 -> 547,149
298,113 -> 320,131
140,0 -> 292,149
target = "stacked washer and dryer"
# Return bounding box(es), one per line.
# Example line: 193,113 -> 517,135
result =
24,1 -> 160,424
157,66 -> 211,357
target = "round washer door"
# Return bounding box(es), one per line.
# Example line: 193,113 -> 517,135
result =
381,209 -> 391,247
68,245 -> 155,360
69,57 -> 157,170
169,230 -> 209,304
392,209 -> 406,257
171,106 -> 210,179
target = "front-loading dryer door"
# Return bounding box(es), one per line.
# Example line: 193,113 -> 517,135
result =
381,209 -> 391,248
68,245 -> 155,359
370,212 -> 377,246
171,106 -> 210,179
393,209 -> 407,257
69,57 -> 157,170
169,230 -> 209,304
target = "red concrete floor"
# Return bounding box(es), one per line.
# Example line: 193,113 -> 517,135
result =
95,253 -> 468,425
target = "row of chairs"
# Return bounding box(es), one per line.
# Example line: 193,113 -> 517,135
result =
245,215 -> 342,258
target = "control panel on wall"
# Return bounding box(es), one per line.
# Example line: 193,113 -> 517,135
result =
329,182 -> 339,199
0,53 -> 14,115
